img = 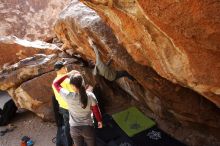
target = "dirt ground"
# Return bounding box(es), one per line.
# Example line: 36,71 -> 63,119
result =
0,92 -> 57,146
0,111 -> 56,146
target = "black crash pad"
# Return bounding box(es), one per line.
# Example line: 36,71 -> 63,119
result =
131,126 -> 187,146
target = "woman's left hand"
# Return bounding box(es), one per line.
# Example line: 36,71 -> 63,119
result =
86,85 -> 93,92
98,122 -> 103,128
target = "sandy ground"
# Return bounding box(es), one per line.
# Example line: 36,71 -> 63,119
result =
0,92 -> 57,146
0,112 -> 56,146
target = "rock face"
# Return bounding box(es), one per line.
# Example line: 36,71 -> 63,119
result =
0,54 -> 58,91
14,71 -> 56,120
0,54 -> 59,120
54,1 -> 220,145
0,0 -> 70,40
0,36 -> 60,70
80,0 -> 220,109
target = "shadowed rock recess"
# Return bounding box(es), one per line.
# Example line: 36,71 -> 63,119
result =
53,0 -> 220,145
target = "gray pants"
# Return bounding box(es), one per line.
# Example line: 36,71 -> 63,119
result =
70,126 -> 95,146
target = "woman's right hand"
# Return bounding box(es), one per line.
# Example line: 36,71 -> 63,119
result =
98,121 -> 103,128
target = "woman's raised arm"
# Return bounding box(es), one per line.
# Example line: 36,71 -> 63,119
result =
53,75 -> 68,92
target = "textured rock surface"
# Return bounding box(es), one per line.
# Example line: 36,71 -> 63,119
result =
0,54 -> 58,91
0,36 -> 60,70
0,54 -> 59,120
80,0 -> 220,108
0,0 -> 70,40
0,54 -> 61,120
54,1 -> 220,145
14,71 -> 56,121
0,53 -> 67,120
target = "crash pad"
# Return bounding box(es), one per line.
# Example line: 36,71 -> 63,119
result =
112,107 -> 156,137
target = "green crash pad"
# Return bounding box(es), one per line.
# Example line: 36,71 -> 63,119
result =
112,107 -> 156,137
